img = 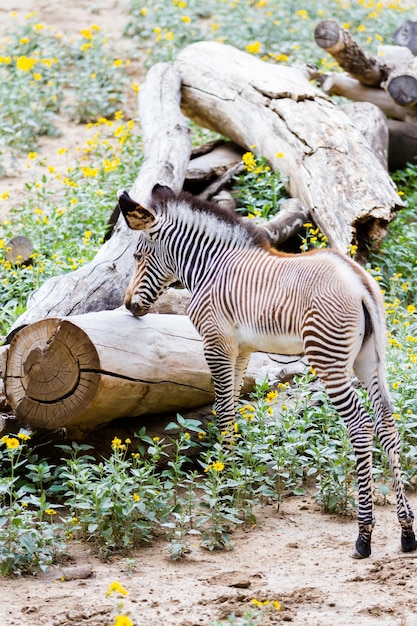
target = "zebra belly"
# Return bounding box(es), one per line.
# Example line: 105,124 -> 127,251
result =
236,327 -> 304,355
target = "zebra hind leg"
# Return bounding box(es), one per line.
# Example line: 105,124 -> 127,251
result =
319,373 -> 376,558
374,405 -> 416,553
354,349 -> 417,554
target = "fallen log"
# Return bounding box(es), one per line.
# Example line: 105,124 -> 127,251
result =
318,72 -> 417,122
175,41 -> 403,259
3,309 -> 292,438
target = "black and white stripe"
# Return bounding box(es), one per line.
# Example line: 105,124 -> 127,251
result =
120,186 -> 416,559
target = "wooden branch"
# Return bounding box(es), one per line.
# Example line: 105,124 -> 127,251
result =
8,63 -> 192,337
186,142 -> 243,181
175,41 -> 403,259
319,72 -> 417,122
314,19 -> 388,87
263,198 -> 310,245
4,309 -> 291,437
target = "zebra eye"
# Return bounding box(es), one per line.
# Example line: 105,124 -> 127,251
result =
134,251 -> 144,262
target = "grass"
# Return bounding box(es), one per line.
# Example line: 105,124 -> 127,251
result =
0,0 -> 416,585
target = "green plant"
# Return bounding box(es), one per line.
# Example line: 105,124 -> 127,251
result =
234,152 -> 288,220
0,433 -> 67,575
0,16 -> 127,172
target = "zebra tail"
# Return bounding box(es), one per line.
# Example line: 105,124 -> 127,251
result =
360,273 -> 393,411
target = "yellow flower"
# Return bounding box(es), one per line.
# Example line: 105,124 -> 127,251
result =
242,151 -> 257,171
16,55 -> 38,72
17,432 -> 31,440
152,436 -> 160,442
165,31 -> 175,41
131,82 -> 140,94
266,390 -> 278,401
111,436 -> 122,449
28,151 -> 38,160
114,616 -> 133,626
392,381 -> 399,390
106,581 -> 129,597
245,41 -> 261,54
407,304 -> 416,314
6,437 -> 20,450
275,152 -> 284,158
1,191 -> 10,200
80,28 -> 92,39
45,509 -> 57,515
113,59 -> 123,67
212,461 -> 225,472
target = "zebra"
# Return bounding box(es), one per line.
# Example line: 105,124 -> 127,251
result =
118,182 -> 416,559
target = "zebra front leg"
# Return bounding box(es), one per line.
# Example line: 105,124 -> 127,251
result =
204,344 -> 239,436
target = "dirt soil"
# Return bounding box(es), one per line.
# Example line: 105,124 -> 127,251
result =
0,492 -> 417,626
1,2 -> 417,625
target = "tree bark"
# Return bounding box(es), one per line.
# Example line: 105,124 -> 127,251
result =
8,63 -> 192,337
314,19 -> 388,87
3,309 -> 291,438
175,41 -> 403,260
340,102 -> 389,170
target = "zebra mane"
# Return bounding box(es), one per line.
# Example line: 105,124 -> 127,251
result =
150,187 -> 271,250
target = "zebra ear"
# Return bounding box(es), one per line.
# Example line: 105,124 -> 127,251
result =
118,190 -> 156,230
151,182 -> 175,200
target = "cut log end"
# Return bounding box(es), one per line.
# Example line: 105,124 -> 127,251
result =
314,19 -> 342,52
5,319 -> 100,430
387,75 -> 417,107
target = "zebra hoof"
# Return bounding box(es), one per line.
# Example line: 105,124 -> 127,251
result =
351,536 -> 371,559
401,528 -> 417,553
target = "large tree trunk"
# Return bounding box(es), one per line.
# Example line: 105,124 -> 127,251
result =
2,309 -> 292,438
175,41 -> 403,260
8,41 -> 404,338
8,63 -> 192,337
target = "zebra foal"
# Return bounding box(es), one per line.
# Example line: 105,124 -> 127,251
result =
118,183 -> 416,559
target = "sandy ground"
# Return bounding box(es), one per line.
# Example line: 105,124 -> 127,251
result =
0,491 -> 416,626
1,2 -> 417,625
